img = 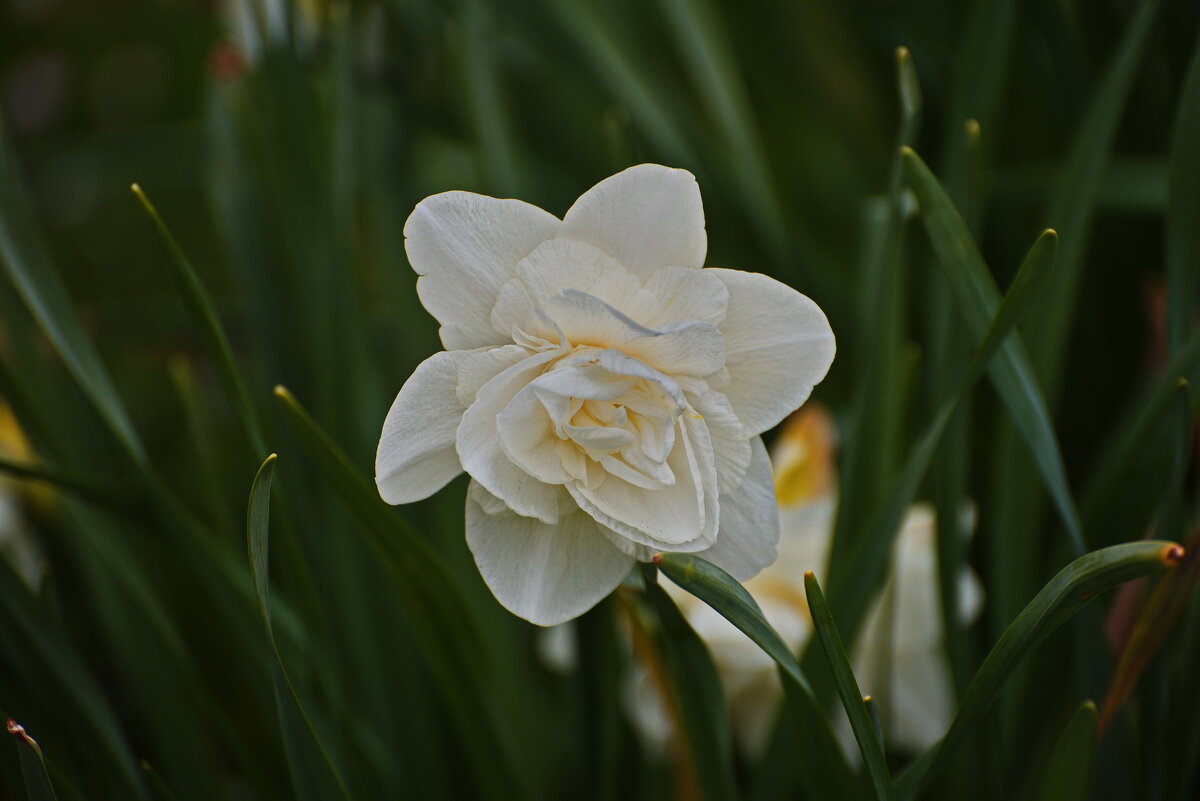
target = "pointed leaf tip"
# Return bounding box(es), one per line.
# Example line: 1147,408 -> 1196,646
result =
1160,544 -> 1185,566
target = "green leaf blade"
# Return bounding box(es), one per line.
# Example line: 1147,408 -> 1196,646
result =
656,553 -> 863,801
7,720 -> 59,801
803,572 -> 893,801
896,540 -> 1183,800
245,455 -> 353,801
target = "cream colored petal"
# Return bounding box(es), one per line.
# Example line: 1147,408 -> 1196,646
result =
710,269 -> 835,436
571,414 -> 718,551
457,350 -> 564,523
375,350 -> 471,504
465,489 -> 635,626
560,164 -> 707,276
405,191 -> 559,350
693,437 -> 778,581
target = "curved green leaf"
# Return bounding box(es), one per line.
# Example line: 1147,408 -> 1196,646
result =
1167,38 -> 1200,355
245,455 -> 353,801
1025,701 -> 1097,801
896,540 -> 1183,800
632,576 -> 738,801
132,184 -> 267,457
7,719 -> 58,801
901,146 -> 1084,555
656,553 -> 862,801
0,125 -> 145,465
272,386 -> 532,801
804,572 -> 893,801
827,228 -> 1056,644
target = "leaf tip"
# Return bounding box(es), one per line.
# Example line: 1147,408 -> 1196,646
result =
273,385 -> 291,401
1160,543 -> 1185,567
6,718 -> 39,753
651,553 -> 663,565
895,45 -> 910,63
964,118 -> 980,137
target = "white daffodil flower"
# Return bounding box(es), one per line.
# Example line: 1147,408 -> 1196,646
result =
643,407 -> 983,758
375,165 -> 836,626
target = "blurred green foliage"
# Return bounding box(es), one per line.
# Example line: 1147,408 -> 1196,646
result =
0,0 -> 1199,799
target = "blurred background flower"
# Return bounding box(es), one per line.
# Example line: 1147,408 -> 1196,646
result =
630,406 -> 983,759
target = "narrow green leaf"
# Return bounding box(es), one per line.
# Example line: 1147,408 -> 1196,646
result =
131,184 -> 267,457
1082,330 -> 1200,546
896,540 -> 1184,800
1026,701 -> 1098,801
656,553 -> 862,801
0,125 -> 145,465
863,696 -> 885,753
7,719 -> 58,801
1030,0 -> 1163,390
245,455 -> 353,801
139,760 -> 181,801
0,456 -> 138,513
657,0 -> 787,257
272,386 -> 532,801
826,228 -> 1056,645
901,146 -> 1085,555
896,46 -> 922,125
633,579 -> 738,801
1166,40 -> 1200,355
803,572 -> 893,801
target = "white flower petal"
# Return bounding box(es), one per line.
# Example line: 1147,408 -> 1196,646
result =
692,390 -> 752,494
570,413 -> 718,551
406,191 -> 560,350
710,269 -> 836,436
496,381 -> 575,486
457,351 -> 565,522
507,238 -> 656,322
560,164 -> 707,276
455,345 -> 531,406
466,486 -> 635,626
376,350 -> 472,504
641,265 -> 729,327
543,290 -> 725,377
694,437 -> 779,580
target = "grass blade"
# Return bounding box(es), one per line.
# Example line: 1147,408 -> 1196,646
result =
1167,40 -> 1200,355
1024,701 -> 1098,801
272,386 -> 532,801
803,572 -> 893,801
895,540 -> 1185,800
655,553 -> 862,801
826,228 -> 1056,642
245,455 -> 353,801
131,184 -> 267,457
1029,0 -> 1163,389
0,126 -> 145,465
901,146 -> 1084,555
628,576 -> 738,801
6,719 -> 58,801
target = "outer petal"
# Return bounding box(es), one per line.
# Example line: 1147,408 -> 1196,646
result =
405,191 -> 560,350
571,413 -> 718,551
709,269 -> 836,436
692,390 -> 752,494
376,350 -> 472,504
457,350 -> 564,522
466,486 -> 635,626
694,437 -> 779,580
560,165 -> 707,276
